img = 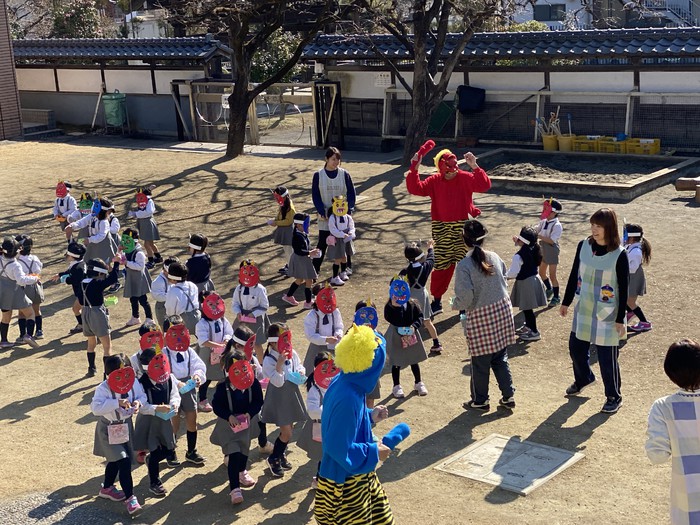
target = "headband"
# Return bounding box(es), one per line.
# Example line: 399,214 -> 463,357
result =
517,235 -> 531,245
276,190 -> 289,198
188,243 -> 203,250
232,335 -> 248,346
475,234 -> 487,241
293,219 -> 305,224
66,248 -> 83,258
168,275 -> 183,281
627,232 -> 642,238
267,336 -> 279,342
89,266 -> 108,274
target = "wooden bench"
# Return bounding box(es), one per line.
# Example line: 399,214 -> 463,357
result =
675,176 -> 700,204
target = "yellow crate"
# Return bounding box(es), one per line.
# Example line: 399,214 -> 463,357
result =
572,135 -> 604,153
626,138 -> 661,155
598,137 -> 628,154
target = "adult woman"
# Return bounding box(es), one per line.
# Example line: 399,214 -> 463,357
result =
559,208 -> 628,414
452,220 -> 516,411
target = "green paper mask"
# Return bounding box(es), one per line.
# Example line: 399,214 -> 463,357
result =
78,197 -> 93,215
120,233 -> 136,253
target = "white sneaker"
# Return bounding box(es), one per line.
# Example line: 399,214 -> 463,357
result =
414,381 -> 428,396
339,271 -> 349,281
329,276 -> 345,286
392,384 -> 405,398
345,267 -> 353,275
126,317 -> 141,327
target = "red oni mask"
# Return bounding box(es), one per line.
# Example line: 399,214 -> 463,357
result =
56,182 -> 68,198
274,192 -> 287,206
239,262 -> 259,287
316,285 -> 337,314
244,334 -> 256,361
278,330 -> 293,360
228,359 -> 255,390
165,324 -> 190,352
107,366 -> 136,394
540,198 -> 554,220
202,293 -> 225,320
147,352 -> 171,384
437,151 -> 459,176
140,330 -> 164,351
135,192 -> 148,209
314,359 -> 340,389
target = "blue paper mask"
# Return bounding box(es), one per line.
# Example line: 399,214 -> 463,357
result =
91,199 -> 102,216
354,306 -> 378,329
389,279 -> 410,305
303,215 -> 310,234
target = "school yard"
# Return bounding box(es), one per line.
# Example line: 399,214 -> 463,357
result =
0,137 -> 697,525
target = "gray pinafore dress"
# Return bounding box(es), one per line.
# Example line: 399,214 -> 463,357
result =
19,258 -> 44,305
153,274 -> 168,327
133,379 -> 176,452
197,320 -> 227,382
384,323 -> 428,369
296,385 -> 323,461
85,218 -> 118,263
93,389 -> 136,463
409,265 -> 432,319
165,348 -> 197,412
231,286 -> 269,346
0,258 -> 32,310
288,231 -> 318,280
81,280 -> 111,338
108,216 -> 120,249
511,275 -> 547,311
627,245 -> 647,297
210,383 -> 260,456
260,354 -> 308,426
326,216 -> 356,261
136,201 -> 160,241
173,284 -> 201,335
124,248 -> 152,298
303,311 -> 337,373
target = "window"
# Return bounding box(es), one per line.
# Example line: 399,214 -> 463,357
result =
533,4 -> 566,21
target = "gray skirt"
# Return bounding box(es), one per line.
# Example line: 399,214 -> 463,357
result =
93,417 -> 135,463
83,305 -> 111,338
195,279 -> 215,294
23,283 -> 45,305
303,343 -> 334,375
288,253 -> 318,280
232,314 -> 269,346
510,275 -> 547,311
86,237 -> 117,264
0,277 -> 32,310
411,285 -> 432,319
154,301 -> 166,327
133,413 -> 176,452
384,326 -> 427,369
136,217 -> 160,241
326,238 -> 355,261
210,414 -> 260,456
180,309 -> 202,335
77,226 -> 90,240
261,381 -> 308,426
197,344 -> 226,382
540,242 -> 560,265
297,418 -> 323,461
176,379 -> 197,412
367,380 -> 381,400
629,267 -> 646,297
124,268 -> 152,298
273,226 -> 294,246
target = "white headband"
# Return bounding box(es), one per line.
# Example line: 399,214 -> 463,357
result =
163,264 -> 170,272
277,190 -> 288,198
188,243 -> 203,250
168,275 -> 183,281
475,234 -> 487,241
267,336 -> 279,342
293,219 -> 305,224
66,249 -> 83,258
627,232 -> 641,238
517,235 -> 531,245
89,266 -> 108,274
232,335 -> 249,346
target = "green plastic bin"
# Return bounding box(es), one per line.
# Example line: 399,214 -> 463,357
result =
102,90 -> 127,127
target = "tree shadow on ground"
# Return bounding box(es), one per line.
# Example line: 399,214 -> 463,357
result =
0,376 -> 92,424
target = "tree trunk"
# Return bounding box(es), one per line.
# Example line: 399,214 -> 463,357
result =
225,81 -> 252,158
402,111 -> 432,166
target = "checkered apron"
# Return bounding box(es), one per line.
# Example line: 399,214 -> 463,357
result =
464,296 -> 515,356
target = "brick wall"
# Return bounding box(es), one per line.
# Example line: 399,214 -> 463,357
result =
0,0 -> 22,140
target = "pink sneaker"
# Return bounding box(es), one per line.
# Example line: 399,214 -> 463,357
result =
625,311 -> 636,323
230,487 -> 244,504
303,301 -> 314,309
98,485 -> 126,502
136,450 -> 148,464
124,495 -> 142,516
281,295 -> 299,306
239,470 -> 256,488
630,321 -> 652,332
197,400 -> 213,412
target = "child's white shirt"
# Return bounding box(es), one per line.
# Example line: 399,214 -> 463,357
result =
108,216 -> 120,234
328,214 -> 356,240
536,218 -> 563,243
151,273 -> 169,303
53,195 -> 77,218
251,355 -> 264,380
195,316 -> 233,345
163,346 -> 207,382
307,384 -> 326,420
130,351 -> 145,379
303,309 -> 344,347
231,283 -> 269,318
506,253 -> 523,279
0,257 -> 39,286
626,242 -> 643,274
131,198 -> 155,219
91,379 -> 147,421
262,348 -> 305,388
18,254 -> 43,275
69,215 -> 109,244
139,374 -> 182,415
165,282 -> 200,315
125,247 -> 147,272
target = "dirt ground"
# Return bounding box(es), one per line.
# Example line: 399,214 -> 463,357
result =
0,138 -> 698,525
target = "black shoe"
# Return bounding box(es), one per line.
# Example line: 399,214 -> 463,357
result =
280,455 -> 292,470
278,265 -> 288,274
153,255 -> 163,265
105,283 -> 121,295
601,397 -> 623,414
86,366 -> 97,377
463,400 -> 490,412
565,379 -> 596,396
166,453 -> 181,468
430,299 -> 443,316
145,261 -> 155,270
185,450 -> 205,465
149,482 -> 167,498
267,457 -> 284,477
499,397 -> 516,409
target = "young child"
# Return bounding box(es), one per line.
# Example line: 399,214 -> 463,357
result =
261,323 -> 308,477
164,262 -> 201,335
130,320 -> 163,379
105,200 -> 122,295
507,226 -> 547,342
51,241 -> 87,335
15,235 -> 45,341
326,195 -> 356,287
186,233 -> 214,293
67,192 -> 93,244
400,240 -> 443,354
625,223 -> 652,332
162,315 -> 207,465
128,186 -> 162,269
81,257 -> 121,375
646,338 -> 700,524
303,284 -> 343,373
52,181 -> 77,239
231,259 -> 269,363
119,228 -> 153,327
133,347 -> 181,498
384,276 -> 428,398
211,349 -> 263,505
536,197 -> 563,306
151,256 -> 179,328
267,186 -> 296,276
354,299 -> 382,408
196,291 -> 233,412
90,354 -> 145,517
67,197 -> 118,264
282,213 -> 321,308
0,237 -> 40,349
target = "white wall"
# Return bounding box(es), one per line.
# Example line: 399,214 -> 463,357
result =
16,69 -> 55,91
104,69 -> 154,94
154,70 -> 203,95
640,71 -> 700,93
57,69 -> 102,93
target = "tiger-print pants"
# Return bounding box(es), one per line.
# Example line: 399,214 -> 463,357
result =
430,220 -> 468,300
314,472 -> 395,525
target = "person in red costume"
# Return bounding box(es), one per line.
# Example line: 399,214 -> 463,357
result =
406,142 -> 491,315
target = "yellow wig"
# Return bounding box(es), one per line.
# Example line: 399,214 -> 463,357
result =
334,324 -> 377,373
433,148 -> 454,170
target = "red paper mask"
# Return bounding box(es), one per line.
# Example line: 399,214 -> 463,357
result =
228,359 -> 255,390
147,352 -> 171,383
438,154 -> 458,175
278,330 -> 293,360
274,191 -> 287,206
316,285 -> 337,314
244,334 -> 256,361
165,324 -> 190,352
314,359 -> 340,389
56,182 -> 68,198
107,366 -> 135,394
140,330 -> 164,351
540,198 -> 553,220
239,262 -> 259,287
136,192 -> 148,208
202,292 -> 225,320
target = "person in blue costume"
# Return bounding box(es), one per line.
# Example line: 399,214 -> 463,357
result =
314,324 -> 394,525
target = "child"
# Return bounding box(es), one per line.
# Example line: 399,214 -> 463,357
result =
130,320 -> 163,379
164,262 -> 201,335
646,338 -> 700,524
267,186 -> 296,276
211,349 -> 264,505
105,200 -> 122,294
536,197 -> 563,306
67,192 -> 93,244
90,354 -> 145,517
119,229 -> 153,327
625,223 -> 652,332
326,195 -> 356,287
81,257 -> 121,375
51,241 -> 87,335
128,186 -> 162,269
261,323 -> 308,477
0,237 -> 40,349
15,235 -> 45,341
303,284 -> 343,373
196,291 -> 233,412
354,299 -> 382,408
186,233 -> 214,293
52,181 -> 77,237
162,315 -> 207,465
151,256 -> 178,328
384,276 -> 428,398
231,259 -> 269,363
67,197 -> 118,264
507,226 -> 547,342
133,347 -> 181,498
400,240 -> 443,354
282,213 -> 321,308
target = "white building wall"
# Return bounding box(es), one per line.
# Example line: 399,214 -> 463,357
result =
640,71 -> 700,92
16,68 -> 55,91
104,69 -> 155,94
57,69 -> 102,93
